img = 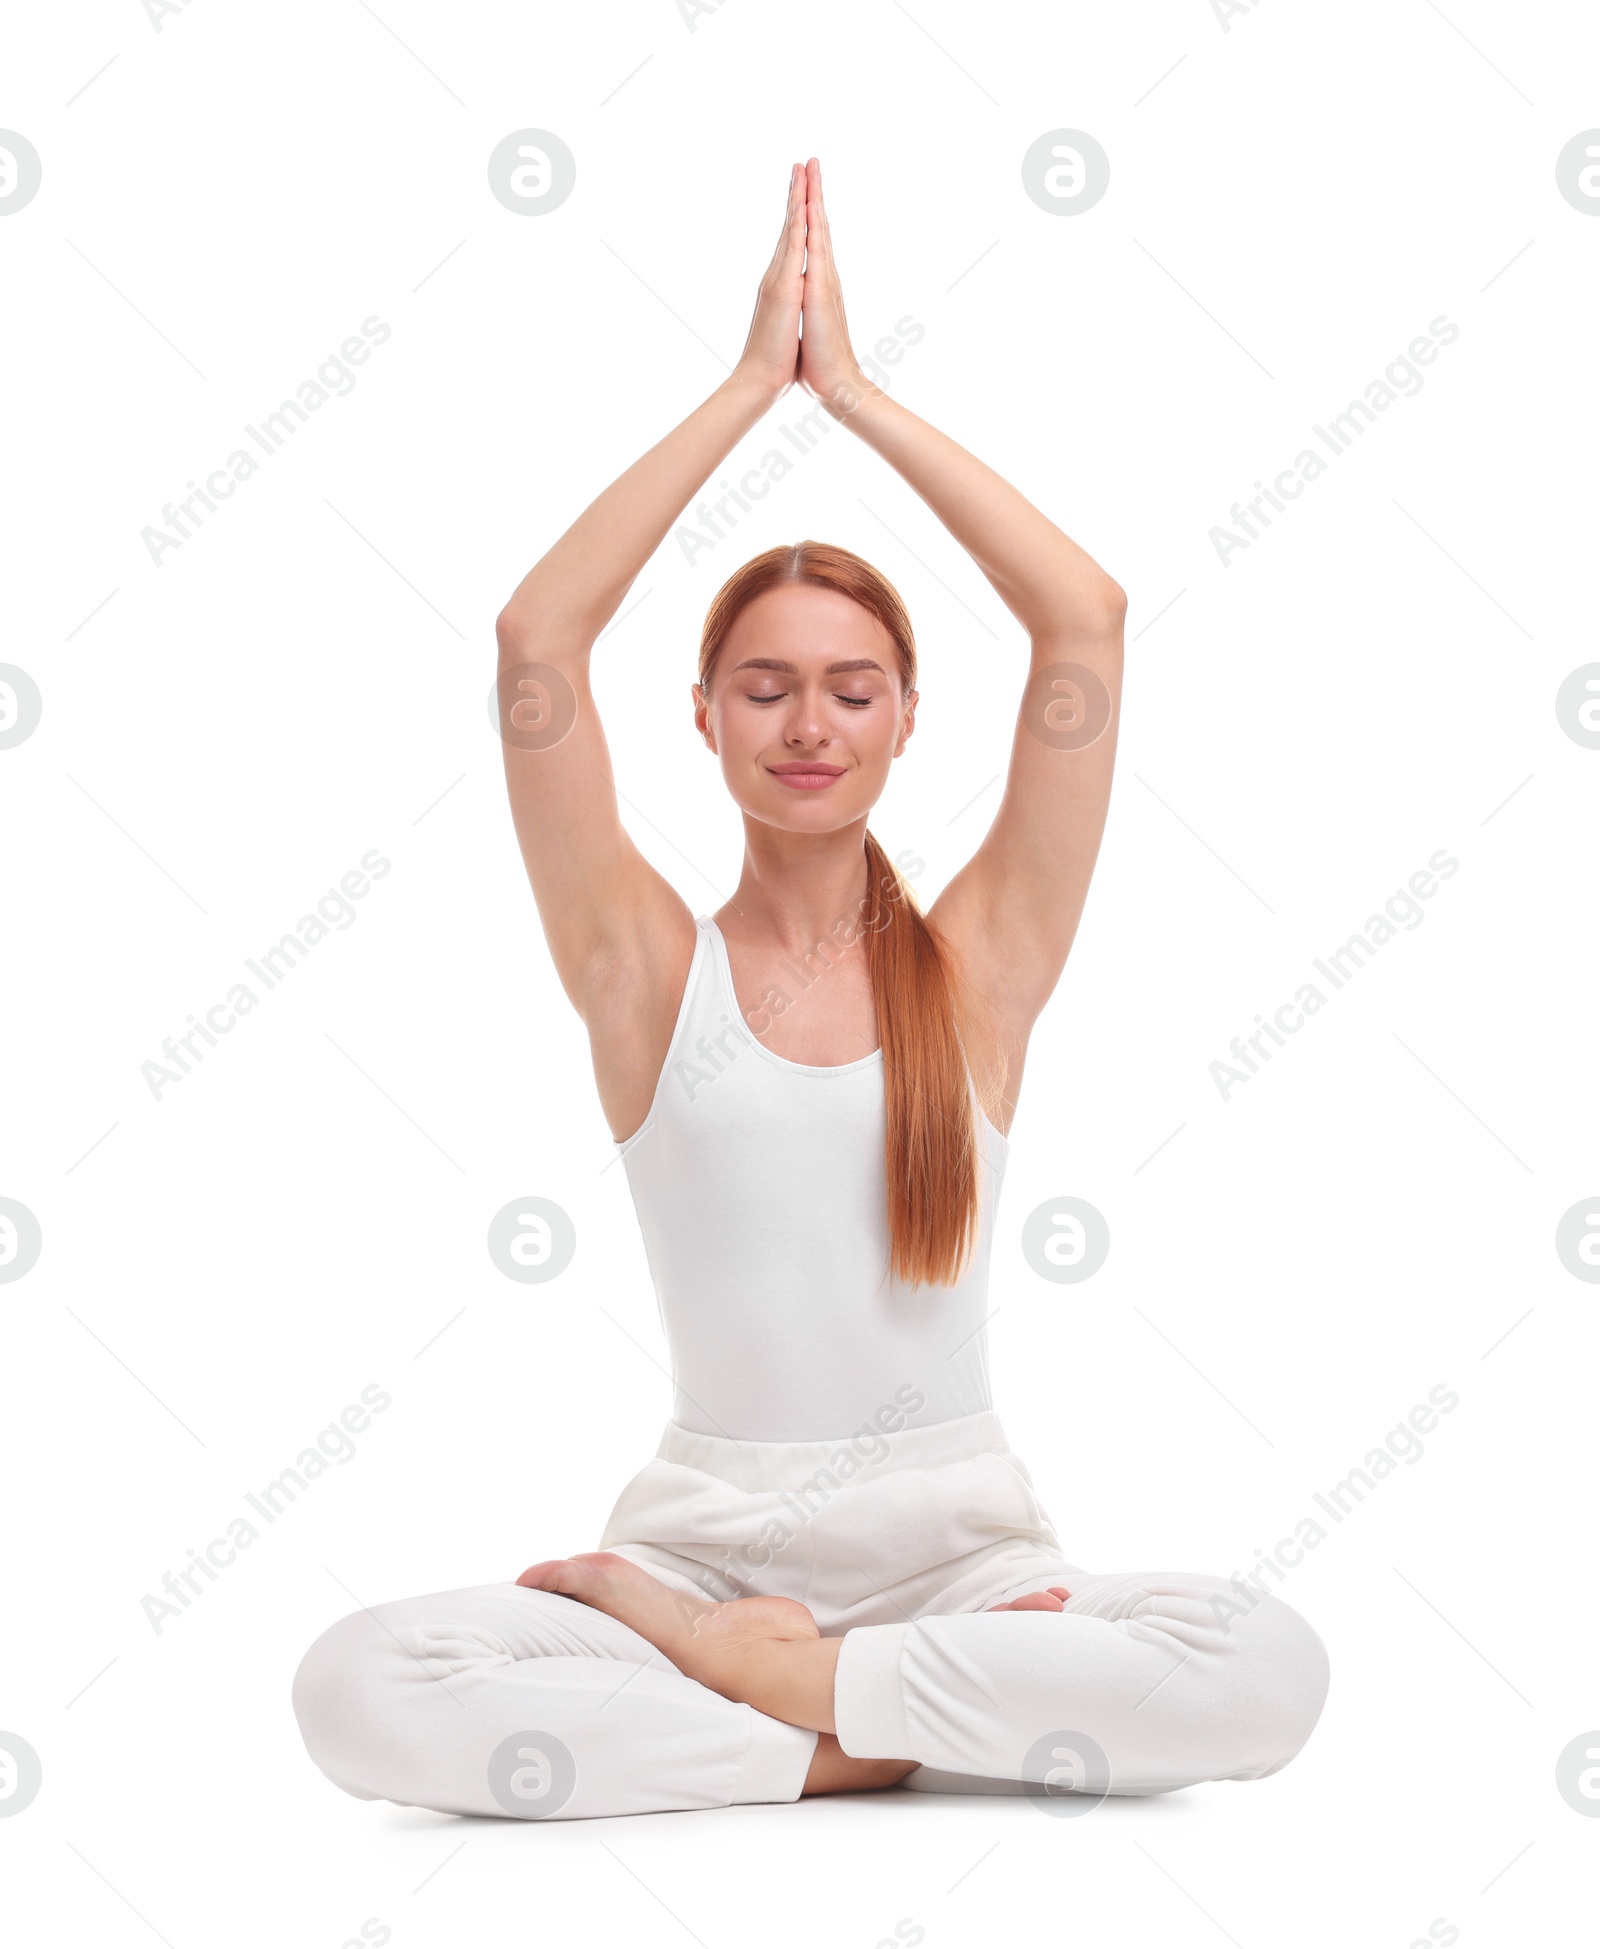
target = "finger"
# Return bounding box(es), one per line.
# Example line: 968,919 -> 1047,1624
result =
769,163 -> 805,271
784,163 -> 808,259
805,156 -> 834,266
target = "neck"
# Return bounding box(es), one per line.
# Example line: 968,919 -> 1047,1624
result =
720,814 -> 875,956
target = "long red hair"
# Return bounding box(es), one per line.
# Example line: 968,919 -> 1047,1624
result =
699,541 -> 979,1289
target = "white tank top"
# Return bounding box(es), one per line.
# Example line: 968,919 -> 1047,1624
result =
615,915 -> 1008,1443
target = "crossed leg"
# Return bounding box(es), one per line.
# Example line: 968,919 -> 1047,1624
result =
517,1555 -> 1074,1725
292,1579 -> 823,1819
293,1555 -> 1329,1818
516,1551 -> 1331,1799
515,1551 -> 914,1794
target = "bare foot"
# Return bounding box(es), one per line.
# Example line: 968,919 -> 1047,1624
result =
516,1552 -> 821,1690
516,1553 -> 919,1761
987,1584 -> 1073,1612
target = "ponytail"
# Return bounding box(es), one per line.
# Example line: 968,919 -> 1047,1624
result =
861,830 -> 979,1287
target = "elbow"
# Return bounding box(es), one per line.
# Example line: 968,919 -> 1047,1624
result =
1039,574 -> 1126,644
1095,577 -> 1128,635
495,605 -> 533,666
495,602 -> 588,672
495,598 -> 549,662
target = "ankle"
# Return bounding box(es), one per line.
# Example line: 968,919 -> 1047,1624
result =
803,1736 -> 916,1795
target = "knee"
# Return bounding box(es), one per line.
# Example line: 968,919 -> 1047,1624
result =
1210,1586 -> 1331,1779
291,1608 -> 395,1802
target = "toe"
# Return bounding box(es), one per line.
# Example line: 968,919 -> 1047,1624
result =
515,1559 -> 567,1589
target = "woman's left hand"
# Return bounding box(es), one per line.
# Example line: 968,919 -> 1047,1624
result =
798,158 -> 873,412
732,163 -> 808,399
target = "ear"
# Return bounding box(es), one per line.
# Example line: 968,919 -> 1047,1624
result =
893,687 -> 919,759
692,682 -> 717,753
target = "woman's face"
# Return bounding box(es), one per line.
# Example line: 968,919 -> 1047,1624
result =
694,583 -> 917,833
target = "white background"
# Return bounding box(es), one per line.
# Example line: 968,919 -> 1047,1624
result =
3,1 -> 1597,1944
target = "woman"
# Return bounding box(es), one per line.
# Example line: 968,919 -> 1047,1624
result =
292,159 -> 1329,1819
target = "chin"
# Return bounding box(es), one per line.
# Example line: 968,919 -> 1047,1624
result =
743,790 -> 872,834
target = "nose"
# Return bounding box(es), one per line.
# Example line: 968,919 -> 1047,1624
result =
781,683 -> 833,747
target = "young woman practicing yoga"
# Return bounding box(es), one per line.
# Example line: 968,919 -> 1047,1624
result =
292,159 -> 1329,1818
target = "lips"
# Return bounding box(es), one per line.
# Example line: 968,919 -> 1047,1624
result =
767,764 -> 846,790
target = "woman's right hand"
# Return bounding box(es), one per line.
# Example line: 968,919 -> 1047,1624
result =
732,163 -> 807,399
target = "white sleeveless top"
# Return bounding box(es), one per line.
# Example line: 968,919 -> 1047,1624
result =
614,915 -> 1008,1443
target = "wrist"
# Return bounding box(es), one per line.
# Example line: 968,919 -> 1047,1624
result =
725,363 -> 791,412
814,368 -> 883,422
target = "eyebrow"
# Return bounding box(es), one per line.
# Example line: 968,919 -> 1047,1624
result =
729,657 -> 888,677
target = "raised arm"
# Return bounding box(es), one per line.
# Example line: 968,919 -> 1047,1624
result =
495,166 -> 808,1137
797,160 -> 1126,1104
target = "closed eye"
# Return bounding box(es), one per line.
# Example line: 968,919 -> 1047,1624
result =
745,691 -> 876,707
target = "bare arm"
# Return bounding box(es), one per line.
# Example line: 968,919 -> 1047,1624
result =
495,166 -> 808,1134
797,161 -> 1125,1099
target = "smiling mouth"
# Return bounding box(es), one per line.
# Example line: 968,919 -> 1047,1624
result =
767,764 -> 846,790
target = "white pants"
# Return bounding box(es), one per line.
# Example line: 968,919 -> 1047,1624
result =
292,1411 -> 1330,1819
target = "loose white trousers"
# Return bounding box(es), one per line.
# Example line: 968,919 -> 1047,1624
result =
293,1412 -> 1329,1819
